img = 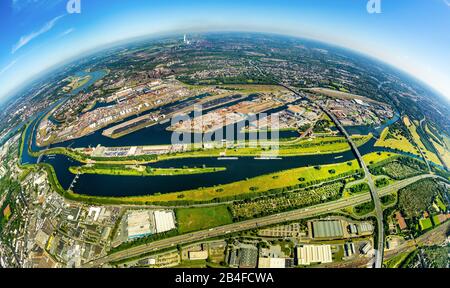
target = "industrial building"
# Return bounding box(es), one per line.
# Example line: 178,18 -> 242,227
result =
239,246 -> 259,268
127,211 -> 153,240
126,210 -> 176,239
153,210 -> 176,234
189,251 -> 209,261
226,245 -> 259,268
311,220 -> 344,239
358,222 -> 374,234
258,257 -> 286,268
360,242 -> 373,255
344,243 -> 356,258
296,245 -> 333,266
348,224 -> 358,235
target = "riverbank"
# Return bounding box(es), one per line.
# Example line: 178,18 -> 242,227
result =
30,134 -> 372,166
65,152 -> 397,205
69,165 -> 227,176
157,135 -> 373,161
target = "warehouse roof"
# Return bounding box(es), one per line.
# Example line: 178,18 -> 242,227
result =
312,220 -> 344,239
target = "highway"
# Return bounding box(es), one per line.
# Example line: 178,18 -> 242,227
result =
84,174 -> 441,267
282,84 -> 385,267
325,102 -> 384,268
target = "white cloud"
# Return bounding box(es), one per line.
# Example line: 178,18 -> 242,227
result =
60,28 -> 75,37
12,14 -> 65,54
444,0 -> 450,7
0,60 -> 18,75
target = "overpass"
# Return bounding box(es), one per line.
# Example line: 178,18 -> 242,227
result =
280,84 -> 385,268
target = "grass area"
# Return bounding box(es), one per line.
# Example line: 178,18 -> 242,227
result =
353,201 -> 375,216
429,136 -> 450,168
175,260 -> 208,268
344,182 -> 370,196
181,83 -> 288,94
33,152 -> 394,206
362,151 -> 400,165
35,156 -> 363,206
141,160 -> 361,203
405,117 -> 441,165
375,127 -> 419,156
158,135 -> 372,161
385,250 -> 414,268
435,195 -> 447,212
66,75 -> 92,91
175,205 -> 233,233
22,117 -> 397,206
419,218 -> 433,231
382,162 -> 420,179
380,193 -> 397,207
34,134 -> 371,166
432,215 -> 441,226
369,154 -> 428,180
416,246 -> 449,268
69,165 -> 226,176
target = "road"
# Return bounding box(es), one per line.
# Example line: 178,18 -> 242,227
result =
327,103 -> 384,268
281,84 -> 385,268
83,174 -> 441,267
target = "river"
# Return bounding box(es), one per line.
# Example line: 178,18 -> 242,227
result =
19,71 -> 406,198
22,114 -> 386,197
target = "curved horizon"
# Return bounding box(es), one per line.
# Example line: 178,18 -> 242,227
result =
0,0 -> 449,102
5,29 -> 448,105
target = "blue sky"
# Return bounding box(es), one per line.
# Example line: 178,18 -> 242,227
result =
1,0 -> 449,101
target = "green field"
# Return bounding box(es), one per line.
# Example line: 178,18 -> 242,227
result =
432,215 -> 441,226
419,218 -> 433,231
176,206 -> 233,233
158,135 -> 372,160
148,159 -> 361,203
23,118 -> 398,206
384,250 -> 415,268
435,195 -> 447,212
69,165 -> 226,177
405,117 -> 441,165
353,201 -> 375,216
34,134 -> 371,166
375,127 -> 419,156
27,152 -> 395,206
66,75 -> 92,91
363,151 -> 400,164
